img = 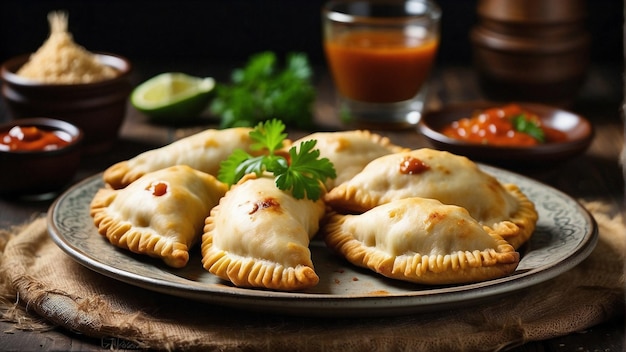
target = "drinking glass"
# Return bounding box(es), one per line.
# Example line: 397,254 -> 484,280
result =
322,0 -> 441,128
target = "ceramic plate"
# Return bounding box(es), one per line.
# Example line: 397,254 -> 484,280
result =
418,102 -> 594,166
48,166 -> 597,317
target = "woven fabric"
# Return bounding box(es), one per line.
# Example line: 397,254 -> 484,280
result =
0,201 -> 624,352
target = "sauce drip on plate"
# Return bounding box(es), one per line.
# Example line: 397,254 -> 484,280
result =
0,125 -> 72,151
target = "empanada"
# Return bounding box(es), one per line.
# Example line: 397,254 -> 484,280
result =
90,165 -> 228,268
322,197 -> 520,285
103,127 -> 264,189
324,148 -> 537,248
290,130 -> 408,189
201,174 -> 326,291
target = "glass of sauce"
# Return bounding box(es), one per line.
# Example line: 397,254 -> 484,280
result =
322,0 -> 441,128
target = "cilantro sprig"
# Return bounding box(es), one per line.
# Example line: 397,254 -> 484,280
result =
210,52 -> 316,129
511,114 -> 545,143
217,119 -> 336,201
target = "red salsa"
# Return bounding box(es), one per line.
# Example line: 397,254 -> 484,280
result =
399,156 -> 430,174
0,125 -> 72,151
441,104 -> 567,147
147,181 -> 169,197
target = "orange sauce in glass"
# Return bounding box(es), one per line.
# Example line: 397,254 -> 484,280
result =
0,126 -> 72,151
324,30 -> 438,103
441,104 -> 567,147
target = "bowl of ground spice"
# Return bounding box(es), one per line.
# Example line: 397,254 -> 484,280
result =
1,11 -> 132,154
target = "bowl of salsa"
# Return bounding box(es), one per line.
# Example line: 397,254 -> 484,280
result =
0,117 -> 83,198
418,102 -> 593,167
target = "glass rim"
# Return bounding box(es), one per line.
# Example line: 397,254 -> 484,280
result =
323,0 -> 441,24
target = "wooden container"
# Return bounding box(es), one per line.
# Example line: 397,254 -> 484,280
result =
1,53 -> 132,154
471,0 -> 590,106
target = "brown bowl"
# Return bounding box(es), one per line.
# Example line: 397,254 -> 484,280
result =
471,0 -> 590,107
470,27 -> 590,107
0,117 -> 83,198
418,101 -> 594,167
1,53 -> 132,154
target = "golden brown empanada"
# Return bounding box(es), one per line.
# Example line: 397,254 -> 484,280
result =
322,197 -> 520,285
290,130 -> 408,189
91,165 -> 228,268
103,127 -> 263,189
201,174 -> 326,291
324,148 -> 537,248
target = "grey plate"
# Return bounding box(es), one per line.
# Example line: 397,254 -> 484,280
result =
47,165 -> 597,317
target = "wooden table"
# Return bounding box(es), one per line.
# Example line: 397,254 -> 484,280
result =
0,62 -> 624,351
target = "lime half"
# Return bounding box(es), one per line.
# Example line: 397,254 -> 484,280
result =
131,72 -> 215,124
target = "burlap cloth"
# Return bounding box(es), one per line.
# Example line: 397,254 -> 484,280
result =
0,201 -> 624,351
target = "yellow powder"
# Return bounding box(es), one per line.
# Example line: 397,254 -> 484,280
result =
17,12 -> 118,84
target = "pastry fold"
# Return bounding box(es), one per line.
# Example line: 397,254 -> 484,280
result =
322,197 -> 520,285
290,130 -> 408,190
201,174 -> 326,291
90,165 -> 228,268
104,127 -> 260,189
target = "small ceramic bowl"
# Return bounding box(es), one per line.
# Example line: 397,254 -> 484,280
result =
1,53 -> 132,154
0,117 -> 83,198
418,101 -> 594,167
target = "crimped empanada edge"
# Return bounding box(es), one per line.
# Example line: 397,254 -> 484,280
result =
490,183 -> 539,249
102,160 -> 134,190
201,205 -> 319,291
322,213 -> 520,285
89,188 -> 191,268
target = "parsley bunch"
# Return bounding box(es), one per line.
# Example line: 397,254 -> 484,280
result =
210,52 -> 316,129
218,119 -> 336,201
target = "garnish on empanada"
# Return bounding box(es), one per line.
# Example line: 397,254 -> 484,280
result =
103,127 -> 266,189
90,165 -> 227,268
201,174 -> 326,291
322,197 -> 520,285
324,148 -> 537,248
217,119 -> 335,201
290,130 -> 408,189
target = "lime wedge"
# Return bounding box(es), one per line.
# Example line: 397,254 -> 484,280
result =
131,72 -> 215,124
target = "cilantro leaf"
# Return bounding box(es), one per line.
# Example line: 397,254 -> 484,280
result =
274,140 -> 337,201
249,119 -> 287,153
210,52 -> 316,129
217,119 -> 336,201
217,149 -> 258,186
511,114 -> 545,143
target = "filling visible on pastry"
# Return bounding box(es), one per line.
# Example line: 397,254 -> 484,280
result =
324,148 -> 537,248
90,165 -> 228,268
322,197 -> 520,285
103,127 -> 264,189
201,174 -> 326,291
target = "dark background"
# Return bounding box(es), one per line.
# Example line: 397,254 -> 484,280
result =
0,0 -> 622,70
